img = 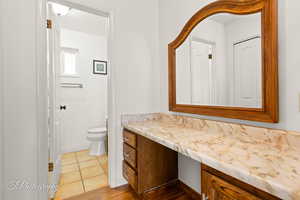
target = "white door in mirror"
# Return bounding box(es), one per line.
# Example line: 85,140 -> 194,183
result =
233,37 -> 262,108
191,40 -> 214,105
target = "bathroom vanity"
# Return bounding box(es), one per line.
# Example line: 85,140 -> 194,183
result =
122,113 -> 300,200
121,0 -> 294,199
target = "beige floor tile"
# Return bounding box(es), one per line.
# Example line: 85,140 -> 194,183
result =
81,165 -> 104,179
61,152 -> 76,160
59,171 -> 81,185
55,181 -> 84,199
55,151 -> 109,199
61,163 -> 79,174
98,154 -> 108,160
61,157 -> 77,166
101,163 -> 108,174
83,174 -> 108,192
99,155 -> 108,166
79,159 -> 99,169
77,154 -> 97,162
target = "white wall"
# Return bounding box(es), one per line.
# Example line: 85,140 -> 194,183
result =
1,0 -> 48,200
0,0 -> 4,198
175,39 -> 192,104
159,0 -> 300,193
59,28 -> 108,153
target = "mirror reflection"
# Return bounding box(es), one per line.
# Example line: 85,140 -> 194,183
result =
176,13 -> 262,108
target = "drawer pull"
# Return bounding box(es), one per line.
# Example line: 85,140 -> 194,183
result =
124,153 -> 129,158
124,137 -> 129,142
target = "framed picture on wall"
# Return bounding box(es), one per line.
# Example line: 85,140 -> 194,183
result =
93,60 -> 107,75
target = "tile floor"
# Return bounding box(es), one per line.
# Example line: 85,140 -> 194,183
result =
55,150 -> 108,200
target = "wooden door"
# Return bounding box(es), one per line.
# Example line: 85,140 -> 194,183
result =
202,171 -> 261,200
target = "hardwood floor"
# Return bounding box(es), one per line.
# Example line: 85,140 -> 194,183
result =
66,184 -> 195,200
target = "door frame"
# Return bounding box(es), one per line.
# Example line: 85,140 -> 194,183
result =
39,0 -> 119,198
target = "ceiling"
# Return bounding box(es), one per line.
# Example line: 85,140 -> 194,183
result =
58,8 -> 109,36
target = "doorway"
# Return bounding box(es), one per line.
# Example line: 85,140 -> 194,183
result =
47,2 -> 111,199
190,38 -> 216,105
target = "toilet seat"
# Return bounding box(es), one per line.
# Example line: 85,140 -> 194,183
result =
87,133 -> 106,141
88,127 -> 107,134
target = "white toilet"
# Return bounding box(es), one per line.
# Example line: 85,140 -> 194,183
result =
87,127 -> 107,156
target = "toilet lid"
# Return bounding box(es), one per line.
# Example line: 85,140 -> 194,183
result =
87,133 -> 106,141
88,127 -> 107,134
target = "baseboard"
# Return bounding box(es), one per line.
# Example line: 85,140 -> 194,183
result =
62,145 -> 89,154
111,176 -> 127,188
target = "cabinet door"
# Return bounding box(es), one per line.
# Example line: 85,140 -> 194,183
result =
202,171 -> 261,200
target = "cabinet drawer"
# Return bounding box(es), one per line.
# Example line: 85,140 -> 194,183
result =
123,161 -> 137,191
123,129 -> 137,148
123,143 -> 137,169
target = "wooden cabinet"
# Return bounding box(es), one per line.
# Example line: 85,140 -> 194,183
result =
201,164 -> 281,200
122,129 -> 178,197
202,171 -> 261,200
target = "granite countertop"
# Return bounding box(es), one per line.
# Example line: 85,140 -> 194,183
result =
122,113 -> 300,200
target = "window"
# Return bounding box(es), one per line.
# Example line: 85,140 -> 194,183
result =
61,47 -> 79,77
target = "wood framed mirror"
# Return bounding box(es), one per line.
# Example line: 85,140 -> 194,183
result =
168,0 -> 278,123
